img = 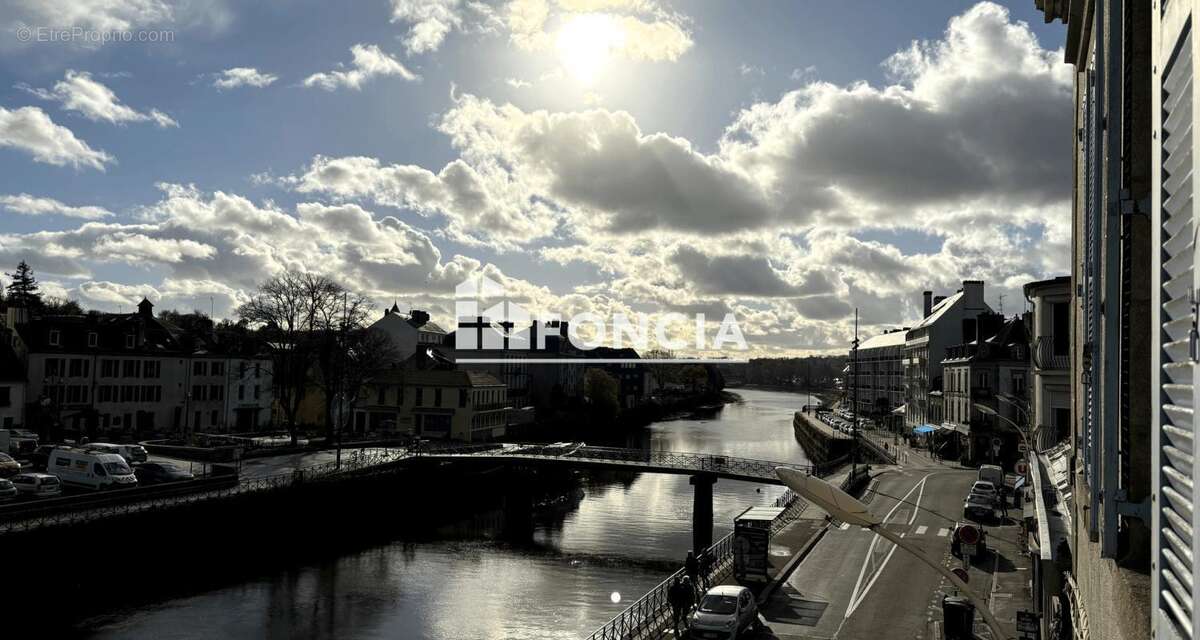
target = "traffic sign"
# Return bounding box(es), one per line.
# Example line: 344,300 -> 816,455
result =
992,437 -> 1003,448
1015,461 -> 1029,475
952,567 -> 970,584
958,524 -> 980,545
1018,442 -> 1029,453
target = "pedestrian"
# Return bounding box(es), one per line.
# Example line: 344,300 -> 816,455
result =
684,550 -> 699,589
668,577 -> 685,636
698,549 -> 713,590
681,575 -> 696,618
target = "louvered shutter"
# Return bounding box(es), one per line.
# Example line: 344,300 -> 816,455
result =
1153,2 -> 1197,638
1084,50 -> 1102,531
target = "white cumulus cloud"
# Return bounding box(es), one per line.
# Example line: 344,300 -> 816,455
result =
19,70 -> 178,127
212,67 -> 278,90
0,193 -> 113,219
0,105 -> 114,170
304,44 -> 420,91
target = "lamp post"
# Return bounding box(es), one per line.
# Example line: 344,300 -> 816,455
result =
973,402 -> 1037,457
775,467 -> 1012,640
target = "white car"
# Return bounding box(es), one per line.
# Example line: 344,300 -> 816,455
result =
10,473 -> 62,498
85,442 -> 149,465
690,585 -> 761,639
969,480 -> 999,503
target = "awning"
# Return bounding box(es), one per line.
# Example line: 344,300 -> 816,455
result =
891,404 -> 907,415
912,424 -> 937,434
940,422 -> 970,436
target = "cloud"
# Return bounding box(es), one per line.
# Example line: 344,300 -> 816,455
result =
19,70 -> 178,127
670,246 -> 805,297
0,106 -> 114,170
506,77 -> 532,89
1,0 -> 234,50
505,0 -> 692,63
739,64 -> 765,77
212,67 -> 278,89
0,193 -> 113,219
389,0 -> 489,55
304,44 -> 420,91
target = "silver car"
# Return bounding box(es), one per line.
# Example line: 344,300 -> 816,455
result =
690,585 -> 761,639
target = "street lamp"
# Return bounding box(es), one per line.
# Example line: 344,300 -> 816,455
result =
973,403 -> 1036,456
775,467 -> 1012,640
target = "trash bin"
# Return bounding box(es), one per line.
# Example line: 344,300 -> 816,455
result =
942,595 -> 975,640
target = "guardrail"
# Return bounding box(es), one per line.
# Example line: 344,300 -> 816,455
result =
0,449 -> 411,535
584,488 -> 805,640
422,443 -> 817,480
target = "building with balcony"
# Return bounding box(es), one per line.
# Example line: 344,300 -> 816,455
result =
903,281 -> 992,431
1025,276 -> 1072,450
1035,3 -> 1152,639
847,328 -> 906,418
941,314 -> 1029,465
353,369 -> 507,442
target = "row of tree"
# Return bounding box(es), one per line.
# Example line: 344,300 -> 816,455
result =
2,261 -> 86,315
719,356 -> 847,390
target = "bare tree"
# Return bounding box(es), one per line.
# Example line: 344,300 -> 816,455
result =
237,271 -> 350,444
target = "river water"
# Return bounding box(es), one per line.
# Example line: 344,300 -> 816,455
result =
83,388 -> 814,640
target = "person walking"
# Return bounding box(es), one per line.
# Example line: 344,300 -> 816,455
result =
681,575 -> 696,625
684,550 -> 699,592
668,577 -> 686,637
698,549 -> 713,590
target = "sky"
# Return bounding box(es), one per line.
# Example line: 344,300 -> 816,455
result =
0,0 -> 1071,356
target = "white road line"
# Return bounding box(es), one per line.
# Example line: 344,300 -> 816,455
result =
845,473 -> 932,619
915,525 -> 928,535
840,522 -> 851,531
937,527 -> 950,537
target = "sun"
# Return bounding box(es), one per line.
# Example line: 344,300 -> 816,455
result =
555,13 -> 625,85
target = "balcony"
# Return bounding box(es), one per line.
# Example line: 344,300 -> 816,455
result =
1033,336 -> 1069,371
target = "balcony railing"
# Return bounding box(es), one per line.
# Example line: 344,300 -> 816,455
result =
1033,336 -> 1069,370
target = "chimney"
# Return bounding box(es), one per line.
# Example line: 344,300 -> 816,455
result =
922,291 -> 933,317
961,280 -> 985,309
410,309 -> 430,326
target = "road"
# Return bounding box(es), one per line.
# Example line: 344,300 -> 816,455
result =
149,446 -> 398,480
758,453 -> 986,640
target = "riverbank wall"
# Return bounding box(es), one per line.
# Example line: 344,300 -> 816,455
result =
792,409 -> 854,470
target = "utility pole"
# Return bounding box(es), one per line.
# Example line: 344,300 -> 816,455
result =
851,309 -> 860,479
335,291 -> 348,470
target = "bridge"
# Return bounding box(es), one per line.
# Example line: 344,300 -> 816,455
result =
418,443 -> 820,562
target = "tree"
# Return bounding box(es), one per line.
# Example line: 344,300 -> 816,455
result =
42,297 -> 84,315
642,348 -> 680,394
584,368 -> 620,421
5,261 -> 41,309
333,328 -> 400,434
683,364 -> 709,394
237,271 -> 351,444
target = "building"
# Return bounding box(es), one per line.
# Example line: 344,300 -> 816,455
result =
587,347 -> 647,410
847,329 -> 906,418
1035,2 -> 1152,639
941,315 -> 1029,465
903,281 -> 992,431
1025,276 -> 1072,450
353,369 -> 507,442
368,305 -> 448,358
9,299 -> 273,438
0,342 -> 25,429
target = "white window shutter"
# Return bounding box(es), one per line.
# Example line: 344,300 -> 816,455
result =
1154,2 -> 1198,638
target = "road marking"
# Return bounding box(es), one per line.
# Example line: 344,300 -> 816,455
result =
840,522 -> 850,531
937,528 -> 950,537
845,473 -> 931,619
915,525 -> 928,535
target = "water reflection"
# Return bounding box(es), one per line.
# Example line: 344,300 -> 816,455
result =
83,388 -> 813,640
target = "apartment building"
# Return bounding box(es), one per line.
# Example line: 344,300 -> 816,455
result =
353,369 -> 507,442
1025,276 -> 1072,450
941,315 -> 1029,465
903,281 -> 992,430
1036,2 -> 1152,639
847,329 -> 906,418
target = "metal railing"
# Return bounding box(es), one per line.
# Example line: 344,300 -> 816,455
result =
1033,336 -> 1069,370
0,449 -> 411,535
585,488 -> 805,640
421,443 -> 816,480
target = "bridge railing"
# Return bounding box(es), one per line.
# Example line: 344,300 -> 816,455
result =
422,443 -> 815,480
584,488 -> 805,640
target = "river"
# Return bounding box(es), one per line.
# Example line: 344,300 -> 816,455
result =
82,388 -> 815,639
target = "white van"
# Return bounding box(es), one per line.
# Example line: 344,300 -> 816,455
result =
48,448 -> 138,490
978,464 -> 1005,495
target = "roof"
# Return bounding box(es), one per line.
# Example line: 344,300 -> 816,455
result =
15,312 -> 184,355
377,369 -> 504,387
1023,275 -> 1071,298
858,330 -> 907,351
705,585 -> 750,597
911,291 -> 962,330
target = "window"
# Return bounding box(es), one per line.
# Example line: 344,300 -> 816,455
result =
124,334 -> 135,349
93,462 -> 107,477
459,389 -> 467,408
435,388 -> 442,407
69,358 -> 88,377
48,330 -> 60,346
211,362 -> 224,376
210,385 -> 223,401
238,385 -> 245,401
0,387 -> 9,407
45,358 -> 63,377
254,364 -> 261,378
87,332 -> 98,347
193,361 -> 207,376
192,385 -> 207,401
211,410 -> 219,426
143,361 -> 160,378
377,385 -> 386,404
101,359 -> 117,377
253,385 -> 260,400
122,360 -> 140,378
194,411 -> 202,428
415,388 -> 423,407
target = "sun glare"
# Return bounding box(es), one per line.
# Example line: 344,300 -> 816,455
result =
555,13 -> 624,85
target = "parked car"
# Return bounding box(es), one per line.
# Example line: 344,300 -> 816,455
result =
10,473 -> 62,498
978,464 -> 1005,496
47,448 -> 137,490
0,452 -> 20,478
963,493 -> 997,523
0,478 -> 17,501
85,443 -> 149,465
690,585 -> 761,639
31,445 -> 64,471
134,462 -> 195,485
968,480 -> 999,504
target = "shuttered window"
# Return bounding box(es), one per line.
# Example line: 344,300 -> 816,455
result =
1154,8 -> 1196,638
1083,52 -> 1102,524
